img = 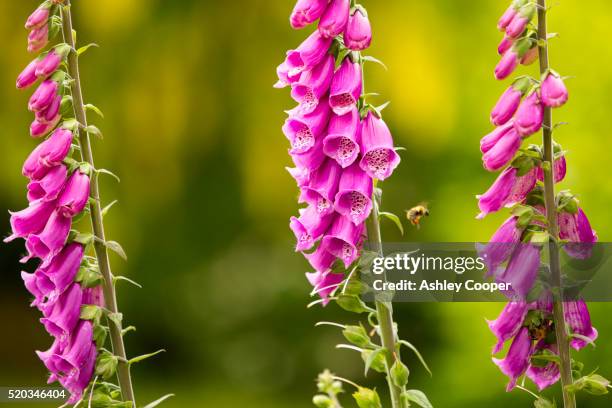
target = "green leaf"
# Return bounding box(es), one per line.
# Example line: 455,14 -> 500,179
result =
97,168 -> 121,183
81,305 -> 102,321
72,232 -> 94,246
93,324 -> 108,347
76,265 -> 103,288
336,295 -> 369,314
128,349 -> 166,365
565,374 -> 610,396
142,394 -> 175,408
342,324 -> 371,348
361,55 -> 388,70
352,387 -> 382,408
402,390 -> 433,408
362,348 -> 387,376
106,240 -> 128,261
85,125 -> 103,139
95,350 -> 118,380
77,42 -> 99,56
102,200 -> 119,218
122,326 -> 137,337
398,340 -> 432,376
114,275 -> 142,289
85,103 -> 105,118
390,360 -> 409,388
379,211 -> 404,235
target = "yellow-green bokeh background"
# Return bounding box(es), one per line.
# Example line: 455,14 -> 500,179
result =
1,0 -> 611,407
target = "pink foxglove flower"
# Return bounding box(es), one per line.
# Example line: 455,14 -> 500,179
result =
30,114 -> 61,138
525,342 -> 561,391
558,207 -> 598,259
27,164 -> 67,202
290,0 -> 329,29
25,4 -> 50,30
25,209 -> 72,263
535,155 -> 566,183
23,128 -> 73,180
36,48 -> 66,78
334,162 -> 373,225
487,301 -> 529,354
320,214 -> 364,268
17,58 -> 40,89
564,300 -> 598,350
495,50 -> 519,80
493,327 -> 533,390
359,112 -> 400,180
514,91 -> 544,137
481,124 -> 521,171
276,30 -> 333,88
318,0 -> 350,39
57,171 -> 91,217
477,216 -> 523,276
300,158 -> 342,215
306,270 -> 344,304
344,7 -> 372,51
5,200 -> 56,242
477,166 -> 537,218
329,58 -> 362,116
541,72 -> 569,108
35,94 -> 62,124
520,46 -> 539,65
290,206 -> 334,252
284,99 -> 331,154
27,24 -> 49,53
291,54 -> 335,115
323,108 -> 361,168
497,35 -> 514,56
497,4 -> 518,31
305,244 -> 337,272
39,282 -> 83,338
491,85 -> 523,126
505,3 -> 535,38
498,243 -> 540,297
28,79 -> 59,112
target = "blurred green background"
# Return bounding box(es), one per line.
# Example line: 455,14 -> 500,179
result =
1,0 -> 612,407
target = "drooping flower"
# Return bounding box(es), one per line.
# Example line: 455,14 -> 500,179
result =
334,162 -> 373,225
320,214 -> 365,268
558,207 -> 598,259
477,216 -> 523,276
541,72 -> 569,108
497,36 -> 514,56
564,300 -> 598,350
29,79 -> 59,112
25,209 -> 72,264
36,47 -> 67,78
491,79 -> 530,126
17,58 -> 40,89
481,124 -> 521,171
535,155 -> 566,183
493,327 -> 533,390
25,4 -> 50,30
477,166 -> 537,218
283,95 -> 331,154
344,7 -> 372,51
329,58 -> 362,116
526,342 -> 561,391
276,30 -> 333,88
30,114 -> 61,138
318,0 -> 350,39
299,158 -> 342,216
5,199 -> 56,243
487,301 -> 529,353
323,108 -> 361,168
290,205 -> 334,251
359,111 -> 400,180
290,0 -> 329,29
505,3 -> 535,38
497,5 -> 518,31
306,270 -> 345,304
495,50 -> 519,80
22,128 -> 73,180
57,170 -> 91,218
27,164 -> 67,202
28,24 -> 50,53
514,91 -> 544,137
290,54 -> 335,115
497,243 -> 540,298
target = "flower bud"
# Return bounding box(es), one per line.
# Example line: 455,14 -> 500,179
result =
17,59 -> 40,89
36,94 -> 62,124
514,91 -> 543,137
36,49 -> 63,78
344,7 -> 372,51
540,73 -> 568,108
491,86 -> 522,126
505,4 -> 535,38
30,114 -> 61,138
28,24 -> 49,53
290,0 -> 329,29
58,170 -> 91,217
497,35 -> 514,55
23,128 -> 73,180
25,4 -> 51,30
318,0 -> 350,39
495,50 -> 519,80
482,125 -> 521,171
498,5 -> 518,31
27,164 -> 67,202
29,79 -> 59,112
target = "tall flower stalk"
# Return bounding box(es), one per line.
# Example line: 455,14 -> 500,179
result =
479,1 -> 608,406
277,1 -> 431,407
7,1 -> 169,406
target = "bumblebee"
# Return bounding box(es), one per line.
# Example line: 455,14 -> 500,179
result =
406,203 -> 430,229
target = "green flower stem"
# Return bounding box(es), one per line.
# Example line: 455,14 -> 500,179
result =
367,193 -> 405,408
536,1 -> 575,407
60,2 -> 136,404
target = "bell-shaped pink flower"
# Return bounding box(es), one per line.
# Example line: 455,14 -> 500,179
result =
514,91 -> 544,136
306,270 -> 345,304
541,73 -> 568,108
477,167 -> 537,218
558,207 -> 598,259
27,164 -> 67,202
290,206 -> 334,251
25,209 -> 72,263
498,5 -> 517,31
492,327 -> 533,390
21,269 -> 54,308
291,136 -> 326,172
5,199 -> 56,242
359,112 -> 400,180
17,59 -> 40,89
39,282 -> 83,338
498,244 -> 540,298
495,50 -> 519,80
47,321 -> 95,380
505,4 -> 535,38
29,79 -> 58,112
320,215 -> 364,268
564,300 -> 598,350
28,24 -> 49,53
36,49 -> 63,78
482,125 -> 521,171
25,4 -> 50,30
62,345 -> 96,404
290,0 -> 329,29
291,54 -> 335,115
318,0 -> 350,39
480,121 -> 514,153
477,216 -> 523,277
497,35 -> 514,56
58,171 -> 91,217
488,301 -> 529,354
329,58 -> 362,116
38,243 -> 84,306
299,158 -> 341,215
283,95 -> 331,154
305,244 -> 337,272
491,86 -> 523,126
334,163 -> 373,225
23,128 -> 73,180
277,30 -> 333,88
323,108 -> 361,168
536,155 -> 566,183
35,94 -> 62,124
526,342 -> 561,391
30,114 -> 61,138
344,7 -> 372,51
